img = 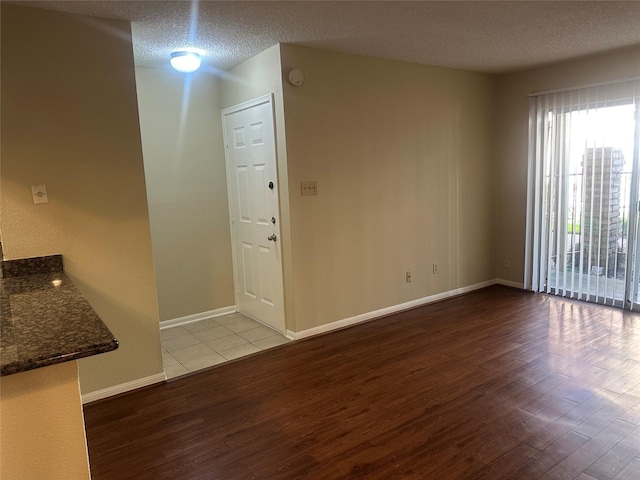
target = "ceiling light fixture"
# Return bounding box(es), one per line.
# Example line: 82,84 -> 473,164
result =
170,51 -> 202,73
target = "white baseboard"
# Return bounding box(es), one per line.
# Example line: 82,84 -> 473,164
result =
81,372 -> 167,404
160,306 -> 236,330
495,278 -> 525,289
288,279 -> 496,340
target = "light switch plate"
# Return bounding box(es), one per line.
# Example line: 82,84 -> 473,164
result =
31,184 -> 49,204
301,181 -> 318,196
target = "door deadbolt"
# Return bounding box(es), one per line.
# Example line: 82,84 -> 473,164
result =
271,217 -> 276,224
267,234 -> 277,242
268,181 -> 274,190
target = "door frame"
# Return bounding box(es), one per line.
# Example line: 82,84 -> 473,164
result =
625,98 -> 640,309
221,93 -> 286,332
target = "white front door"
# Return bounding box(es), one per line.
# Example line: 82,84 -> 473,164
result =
222,94 -> 285,332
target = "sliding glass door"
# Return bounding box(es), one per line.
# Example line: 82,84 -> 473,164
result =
526,80 -> 640,309
626,99 -> 640,307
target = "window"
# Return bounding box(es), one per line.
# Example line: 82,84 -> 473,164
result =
526,79 -> 640,308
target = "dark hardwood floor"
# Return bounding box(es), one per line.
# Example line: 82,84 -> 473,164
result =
84,286 -> 640,479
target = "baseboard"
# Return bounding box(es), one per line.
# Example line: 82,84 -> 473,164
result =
288,279 -> 496,340
495,278 -> 525,289
81,372 -> 167,404
160,306 -> 236,330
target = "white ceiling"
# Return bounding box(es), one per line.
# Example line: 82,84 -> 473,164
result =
10,1 -> 640,74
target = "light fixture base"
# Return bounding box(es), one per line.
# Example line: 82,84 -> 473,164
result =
170,51 -> 202,73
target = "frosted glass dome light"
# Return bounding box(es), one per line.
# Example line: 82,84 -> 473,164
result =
170,51 -> 201,73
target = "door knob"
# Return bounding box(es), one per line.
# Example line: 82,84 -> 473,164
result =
267,234 -> 277,242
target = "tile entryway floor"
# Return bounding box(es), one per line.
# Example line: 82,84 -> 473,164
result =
161,313 -> 290,379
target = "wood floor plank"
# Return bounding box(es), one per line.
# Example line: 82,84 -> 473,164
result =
584,441 -> 639,480
611,456 -> 640,480
84,286 -> 640,479
470,442 -> 540,480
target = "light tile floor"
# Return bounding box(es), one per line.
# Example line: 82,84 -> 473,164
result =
161,313 -> 291,379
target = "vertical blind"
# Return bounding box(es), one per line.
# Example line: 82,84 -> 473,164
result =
525,79 -> 640,308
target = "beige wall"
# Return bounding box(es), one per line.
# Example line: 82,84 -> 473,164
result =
136,67 -> 234,321
178,44 -> 497,334
0,363 -> 90,480
220,45 -> 296,330
494,46 -> 640,285
280,45 -> 496,331
0,4 -> 162,393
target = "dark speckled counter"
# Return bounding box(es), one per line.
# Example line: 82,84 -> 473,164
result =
0,255 -> 118,376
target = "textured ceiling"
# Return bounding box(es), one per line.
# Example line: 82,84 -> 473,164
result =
9,1 -> 640,74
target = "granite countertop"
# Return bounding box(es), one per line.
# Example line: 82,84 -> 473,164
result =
1,255 -> 119,376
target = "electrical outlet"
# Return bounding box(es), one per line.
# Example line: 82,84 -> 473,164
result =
503,259 -> 511,269
405,271 -> 412,283
433,263 -> 439,274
